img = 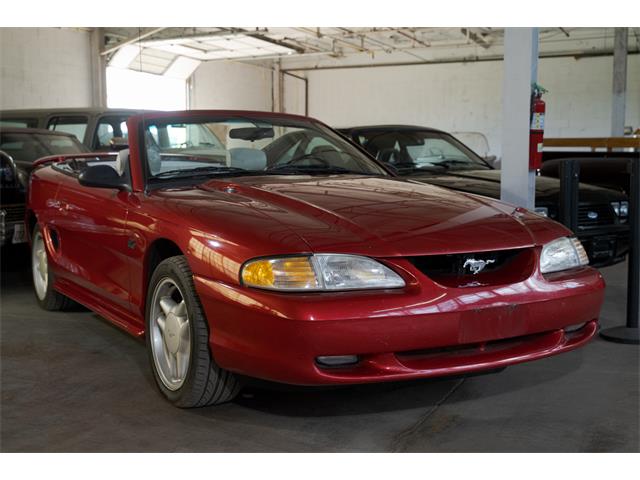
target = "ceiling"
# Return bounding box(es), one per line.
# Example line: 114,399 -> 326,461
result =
100,27 -> 640,78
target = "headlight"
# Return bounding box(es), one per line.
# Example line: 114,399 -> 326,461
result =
611,201 -> 629,217
241,254 -> 405,291
534,206 -> 549,217
540,237 -> 589,274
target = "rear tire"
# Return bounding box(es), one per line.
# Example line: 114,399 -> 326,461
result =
31,225 -> 73,311
145,255 -> 241,407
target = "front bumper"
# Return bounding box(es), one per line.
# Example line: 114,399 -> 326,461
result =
193,257 -> 605,386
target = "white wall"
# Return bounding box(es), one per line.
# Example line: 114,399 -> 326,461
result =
303,55 -> 640,157
189,61 -> 272,111
0,28 -> 93,109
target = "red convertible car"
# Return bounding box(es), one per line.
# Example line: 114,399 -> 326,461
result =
27,110 -> 604,408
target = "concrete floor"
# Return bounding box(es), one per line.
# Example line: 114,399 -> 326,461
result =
1,244 -> 638,452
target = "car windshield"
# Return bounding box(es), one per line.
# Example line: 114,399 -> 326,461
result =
354,129 -> 491,174
0,132 -> 88,164
143,116 -> 388,183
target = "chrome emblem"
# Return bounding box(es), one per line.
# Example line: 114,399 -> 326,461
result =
463,258 -> 495,275
587,211 -> 598,220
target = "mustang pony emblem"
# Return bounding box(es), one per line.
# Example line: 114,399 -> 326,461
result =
463,258 -> 496,275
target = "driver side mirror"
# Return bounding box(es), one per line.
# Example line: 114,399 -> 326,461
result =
78,165 -> 128,190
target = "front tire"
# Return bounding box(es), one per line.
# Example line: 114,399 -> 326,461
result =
31,225 -> 73,311
146,256 -> 241,407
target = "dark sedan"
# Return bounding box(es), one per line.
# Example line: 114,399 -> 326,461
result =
0,127 -> 88,246
339,125 -> 630,267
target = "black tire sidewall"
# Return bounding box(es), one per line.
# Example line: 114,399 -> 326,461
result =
145,256 -> 209,406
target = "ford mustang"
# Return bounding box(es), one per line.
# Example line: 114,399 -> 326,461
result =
27,110 -> 605,408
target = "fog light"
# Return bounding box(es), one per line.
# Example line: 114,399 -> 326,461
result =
316,355 -> 359,367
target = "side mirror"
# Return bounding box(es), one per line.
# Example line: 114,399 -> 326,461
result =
78,165 -> 127,190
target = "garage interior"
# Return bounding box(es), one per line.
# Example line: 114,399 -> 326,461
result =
1,26 -> 639,452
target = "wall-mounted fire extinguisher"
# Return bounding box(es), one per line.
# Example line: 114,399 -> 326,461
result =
529,83 -> 547,170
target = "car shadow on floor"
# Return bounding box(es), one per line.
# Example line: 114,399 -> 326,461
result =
194,351 -> 584,418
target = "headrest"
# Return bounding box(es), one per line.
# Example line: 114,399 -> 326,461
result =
115,148 -> 129,177
228,148 -> 266,171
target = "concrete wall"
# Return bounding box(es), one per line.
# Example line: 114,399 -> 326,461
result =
0,28 -> 93,109
302,55 -> 640,157
189,61 -> 272,111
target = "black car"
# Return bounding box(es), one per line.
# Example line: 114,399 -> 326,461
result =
338,125 -> 630,268
0,127 -> 88,246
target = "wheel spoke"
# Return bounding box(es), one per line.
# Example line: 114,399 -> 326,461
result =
157,314 -> 166,333
174,300 -> 187,317
179,319 -> 190,341
176,350 -> 186,378
162,340 -> 172,367
159,296 -> 177,315
169,352 -> 178,380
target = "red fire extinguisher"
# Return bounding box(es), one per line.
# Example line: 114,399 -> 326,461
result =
529,84 -> 547,170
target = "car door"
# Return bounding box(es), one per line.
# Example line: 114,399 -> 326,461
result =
52,160 -> 133,311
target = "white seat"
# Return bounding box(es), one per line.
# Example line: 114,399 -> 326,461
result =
115,148 -> 129,177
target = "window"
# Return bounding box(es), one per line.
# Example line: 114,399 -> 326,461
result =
0,132 -> 87,163
47,116 -> 88,143
142,117 -> 387,182
0,119 -> 38,128
94,116 -> 131,150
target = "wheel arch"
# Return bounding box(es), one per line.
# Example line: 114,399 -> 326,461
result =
144,237 -> 184,289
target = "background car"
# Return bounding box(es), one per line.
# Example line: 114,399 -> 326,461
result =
339,125 -> 630,268
0,107 -> 146,151
0,127 -> 88,246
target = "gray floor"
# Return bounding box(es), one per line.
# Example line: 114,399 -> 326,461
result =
1,244 -> 638,452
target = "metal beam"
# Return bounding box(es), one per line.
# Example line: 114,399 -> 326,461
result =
500,28 -> 539,210
246,32 -> 305,54
101,27 -> 166,56
611,27 -> 628,136
460,28 -> 491,49
396,29 -> 431,48
282,48 -> 640,73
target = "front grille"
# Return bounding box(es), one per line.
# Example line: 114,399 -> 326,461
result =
409,248 -> 534,288
578,204 -> 615,228
0,204 -> 25,223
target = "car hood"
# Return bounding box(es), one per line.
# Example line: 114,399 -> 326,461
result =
406,169 -> 627,204
160,175 -> 570,257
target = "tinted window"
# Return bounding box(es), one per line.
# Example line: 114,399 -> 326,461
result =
0,132 -> 87,163
47,116 -> 88,143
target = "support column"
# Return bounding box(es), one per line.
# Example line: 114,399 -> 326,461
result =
500,28 -> 539,210
272,60 -> 284,113
611,28 -> 628,137
89,28 -> 107,108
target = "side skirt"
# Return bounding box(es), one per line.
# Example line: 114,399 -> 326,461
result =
54,277 -> 145,338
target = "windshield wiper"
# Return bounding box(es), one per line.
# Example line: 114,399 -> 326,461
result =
151,166 -> 248,179
267,164 -> 371,175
